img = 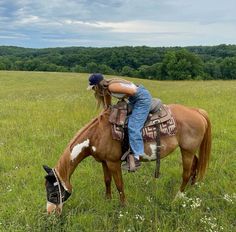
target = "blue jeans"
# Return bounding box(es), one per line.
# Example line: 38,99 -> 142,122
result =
128,86 -> 152,158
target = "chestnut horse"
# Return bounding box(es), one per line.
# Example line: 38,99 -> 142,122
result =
43,102 -> 211,214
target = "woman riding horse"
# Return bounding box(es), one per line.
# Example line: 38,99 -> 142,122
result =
87,73 -> 152,172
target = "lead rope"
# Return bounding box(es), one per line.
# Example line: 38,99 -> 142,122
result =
52,168 -> 63,206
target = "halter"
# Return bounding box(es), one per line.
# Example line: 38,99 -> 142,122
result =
52,168 -> 63,206
47,168 -> 71,205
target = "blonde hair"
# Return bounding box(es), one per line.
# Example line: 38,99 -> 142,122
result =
93,83 -> 111,109
93,78 -> 132,109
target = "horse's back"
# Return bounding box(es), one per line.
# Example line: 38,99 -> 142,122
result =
168,104 -> 209,151
169,104 -> 208,127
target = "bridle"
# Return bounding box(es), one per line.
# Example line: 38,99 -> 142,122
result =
47,168 -> 71,205
52,169 -> 63,205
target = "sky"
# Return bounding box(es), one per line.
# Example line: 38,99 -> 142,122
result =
0,0 -> 236,48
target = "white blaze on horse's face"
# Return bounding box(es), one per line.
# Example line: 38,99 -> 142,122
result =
71,139 -> 90,161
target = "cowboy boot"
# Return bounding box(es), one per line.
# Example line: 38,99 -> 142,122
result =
121,154 -> 141,172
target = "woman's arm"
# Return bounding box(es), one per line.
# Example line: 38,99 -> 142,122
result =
108,83 -> 137,96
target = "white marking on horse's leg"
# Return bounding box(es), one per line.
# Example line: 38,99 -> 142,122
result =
71,139 -> 89,161
92,146 -> 96,152
174,190 -> 186,201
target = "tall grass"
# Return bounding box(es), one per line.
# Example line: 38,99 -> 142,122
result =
0,71 -> 235,232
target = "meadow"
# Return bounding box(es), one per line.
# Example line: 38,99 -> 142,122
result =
0,71 -> 235,232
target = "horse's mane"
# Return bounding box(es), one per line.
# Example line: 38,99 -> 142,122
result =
69,108 -> 111,151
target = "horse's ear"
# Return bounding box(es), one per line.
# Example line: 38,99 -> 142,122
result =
43,165 -> 52,174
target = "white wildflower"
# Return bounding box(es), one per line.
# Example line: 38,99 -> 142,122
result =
135,214 -> 145,222
195,182 -> 204,188
200,215 -> 223,232
190,197 -> 202,209
181,195 -> 201,209
7,185 -> 12,192
118,211 -> 123,218
223,194 -> 233,203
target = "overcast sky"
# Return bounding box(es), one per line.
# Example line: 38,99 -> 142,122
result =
0,0 -> 236,48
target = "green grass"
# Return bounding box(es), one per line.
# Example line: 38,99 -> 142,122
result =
0,71 -> 235,232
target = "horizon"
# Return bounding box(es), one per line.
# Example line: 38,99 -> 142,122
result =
0,0 -> 236,48
1,43 -> 236,50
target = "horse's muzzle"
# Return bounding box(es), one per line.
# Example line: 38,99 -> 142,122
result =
46,202 -> 63,215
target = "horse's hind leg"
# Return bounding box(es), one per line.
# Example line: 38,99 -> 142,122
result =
102,162 -> 112,199
179,149 -> 195,192
190,155 -> 198,185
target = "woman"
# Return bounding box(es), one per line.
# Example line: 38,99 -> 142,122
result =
87,73 -> 152,172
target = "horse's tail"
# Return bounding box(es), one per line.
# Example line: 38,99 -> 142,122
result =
197,109 -> 212,180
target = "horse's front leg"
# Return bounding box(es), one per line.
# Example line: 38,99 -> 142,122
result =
107,161 -> 126,205
102,161 -> 112,199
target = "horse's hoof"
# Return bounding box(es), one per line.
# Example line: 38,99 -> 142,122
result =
105,194 -> 112,200
173,191 -> 186,202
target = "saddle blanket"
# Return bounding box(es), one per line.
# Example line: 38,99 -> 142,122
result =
111,104 -> 177,142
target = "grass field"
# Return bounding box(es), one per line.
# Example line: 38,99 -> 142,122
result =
0,71 -> 235,232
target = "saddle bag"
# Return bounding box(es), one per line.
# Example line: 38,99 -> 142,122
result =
109,100 -> 128,126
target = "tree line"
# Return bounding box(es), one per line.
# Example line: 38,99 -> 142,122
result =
0,44 -> 236,80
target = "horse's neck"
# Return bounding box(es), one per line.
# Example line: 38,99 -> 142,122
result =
54,110 -> 110,191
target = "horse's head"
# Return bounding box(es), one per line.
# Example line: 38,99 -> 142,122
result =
43,165 -> 71,215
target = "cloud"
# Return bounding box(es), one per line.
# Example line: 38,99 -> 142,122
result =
0,0 -> 236,47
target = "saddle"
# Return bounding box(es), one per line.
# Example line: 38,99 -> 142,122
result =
109,98 -> 177,142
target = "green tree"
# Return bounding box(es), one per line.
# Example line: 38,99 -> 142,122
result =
160,50 -> 203,80
73,65 -> 86,73
97,64 -> 115,74
137,65 -> 160,79
204,60 -> 222,79
121,66 -> 136,77
220,57 -> 236,79
86,62 -> 98,73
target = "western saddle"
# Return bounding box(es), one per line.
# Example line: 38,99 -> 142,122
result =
109,99 -> 177,177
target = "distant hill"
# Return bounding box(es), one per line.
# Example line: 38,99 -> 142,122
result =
0,45 -> 236,80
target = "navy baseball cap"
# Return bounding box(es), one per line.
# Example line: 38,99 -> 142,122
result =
87,73 -> 104,90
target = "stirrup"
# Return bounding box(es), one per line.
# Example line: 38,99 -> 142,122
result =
121,149 -> 131,161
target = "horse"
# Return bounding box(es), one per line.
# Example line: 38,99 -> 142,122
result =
43,94 -> 211,214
